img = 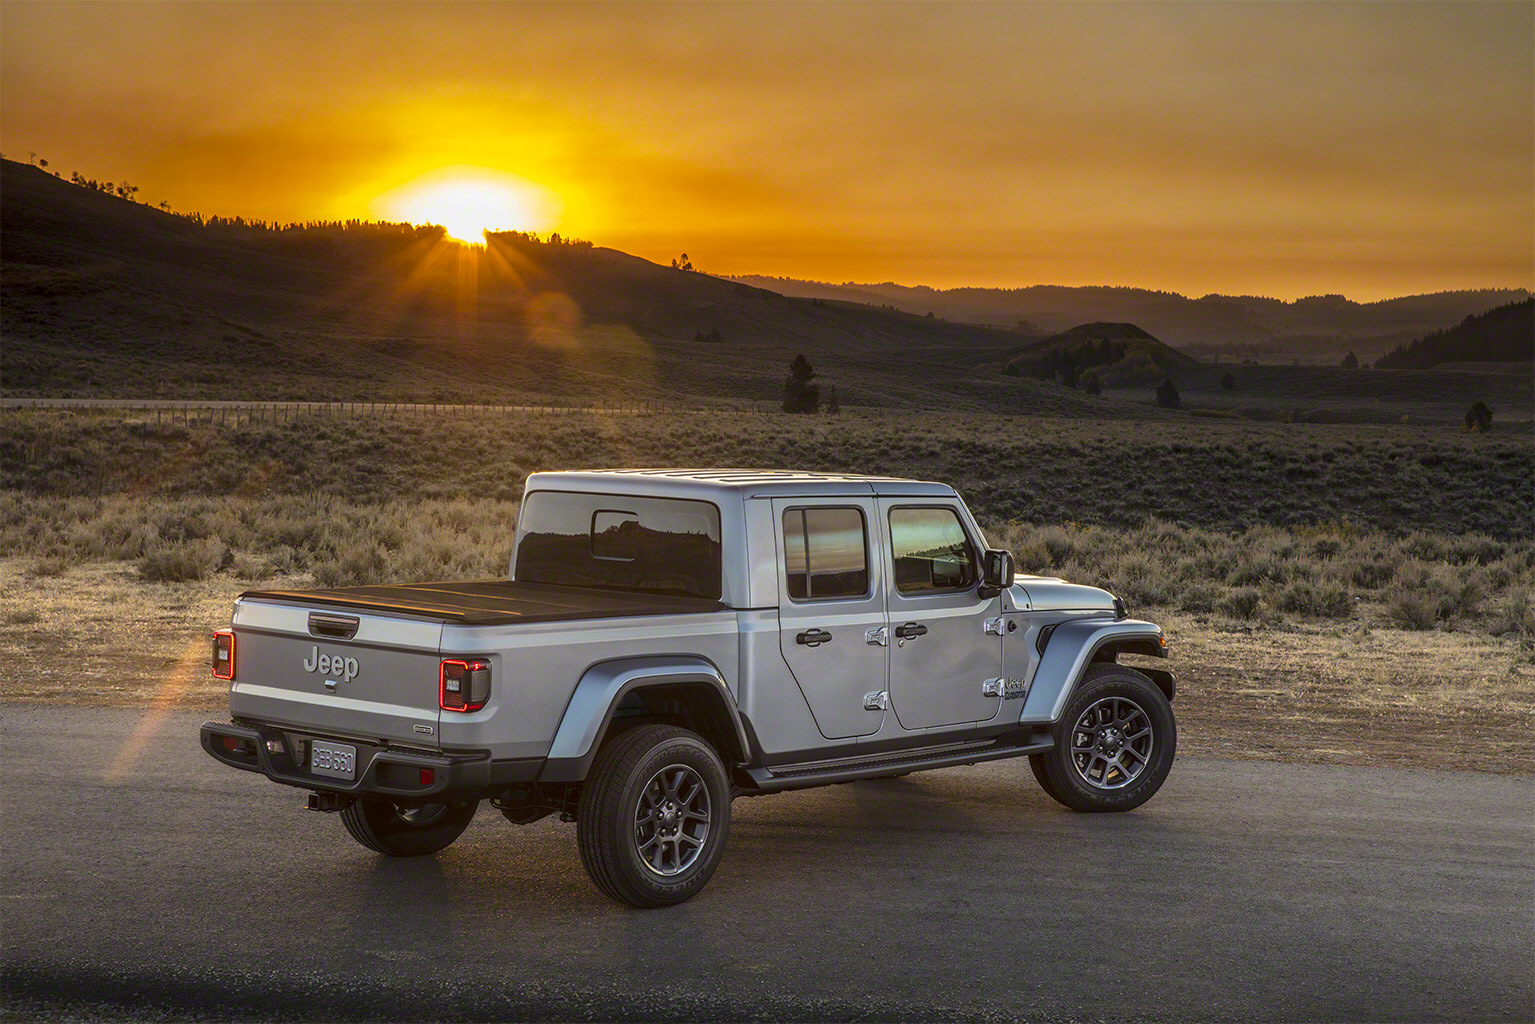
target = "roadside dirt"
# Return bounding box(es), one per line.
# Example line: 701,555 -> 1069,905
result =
3,560 -> 1531,774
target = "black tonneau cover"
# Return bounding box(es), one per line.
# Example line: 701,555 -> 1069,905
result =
239,580 -> 727,626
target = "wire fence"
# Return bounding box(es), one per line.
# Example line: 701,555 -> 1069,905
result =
0,398 -> 798,424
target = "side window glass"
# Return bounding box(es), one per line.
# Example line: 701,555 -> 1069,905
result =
889,507 -> 977,593
783,508 -> 869,600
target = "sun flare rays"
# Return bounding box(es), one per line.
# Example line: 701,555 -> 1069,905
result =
374,168 -> 561,244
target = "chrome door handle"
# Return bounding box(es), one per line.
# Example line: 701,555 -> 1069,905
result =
893,622 -> 928,639
796,628 -> 833,647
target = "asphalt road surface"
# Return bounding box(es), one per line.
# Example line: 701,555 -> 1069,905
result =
2,704 -> 1530,1022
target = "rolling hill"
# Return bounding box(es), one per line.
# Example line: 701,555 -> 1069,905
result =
0,159 -> 1121,415
997,323 -> 1198,388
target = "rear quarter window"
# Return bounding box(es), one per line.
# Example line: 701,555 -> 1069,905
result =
516,492 -> 722,600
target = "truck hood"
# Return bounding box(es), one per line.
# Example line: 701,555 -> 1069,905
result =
1010,576 -> 1118,613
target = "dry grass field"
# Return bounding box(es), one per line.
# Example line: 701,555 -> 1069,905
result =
3,408 -> 1530,776
3,553 -> 1529,774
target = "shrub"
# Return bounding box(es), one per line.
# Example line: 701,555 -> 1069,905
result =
1388,593 -> 1438,630
137,539 -> 225,582
312,540 -> 388,588
1179,581 -> 1222,613
1155,378 -> 1181,409
229,552 -> 275,582
1217,588 -> 1264,619
1464,401 -> 1492,432
27,554 -> 74,577
1492,587 -> 1534,636
1349,560 -> 1397,590
1012,536 -> 1051,575
1277,580 -> 1352,619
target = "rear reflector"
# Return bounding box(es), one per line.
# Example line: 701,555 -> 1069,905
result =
212,630 -> 235,680
440,659 -> 491,712
220,735 -> 254,755
420,769 -> 436,786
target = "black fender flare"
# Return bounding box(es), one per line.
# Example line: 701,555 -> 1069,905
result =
538,656 -> 750,783
1018,619 -> 1170,725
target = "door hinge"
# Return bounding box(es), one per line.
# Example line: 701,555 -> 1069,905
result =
982,678 -> 1004,697
865,626 -> 888,647
863,690 -> 889,711
983,617 -> 1005,636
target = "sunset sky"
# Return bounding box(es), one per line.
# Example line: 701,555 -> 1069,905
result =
2,1 -> 1530,301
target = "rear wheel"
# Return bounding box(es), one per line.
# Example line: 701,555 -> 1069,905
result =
341,798 -> 478,856
1031,664 -> 1175,813
577,723 -> 731,908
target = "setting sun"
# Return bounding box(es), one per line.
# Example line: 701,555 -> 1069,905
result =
374,168 -> 561,244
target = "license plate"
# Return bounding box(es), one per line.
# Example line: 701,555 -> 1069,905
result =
310,740 -> 356,780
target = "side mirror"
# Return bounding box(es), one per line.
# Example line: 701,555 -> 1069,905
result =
980,549 -> 1014,596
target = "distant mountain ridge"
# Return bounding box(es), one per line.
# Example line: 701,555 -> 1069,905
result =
1374,298 -> 1534,370
727,275 -> 1530,353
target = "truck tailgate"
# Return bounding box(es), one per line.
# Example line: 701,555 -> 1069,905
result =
228,599 -> 443,749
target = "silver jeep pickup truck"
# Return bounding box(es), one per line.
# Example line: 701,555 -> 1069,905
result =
203,469 -> 1175,907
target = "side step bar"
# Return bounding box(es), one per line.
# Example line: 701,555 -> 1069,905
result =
742,734 -> 1053,794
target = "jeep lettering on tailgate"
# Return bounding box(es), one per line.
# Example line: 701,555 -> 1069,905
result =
202,470 -> 1176,908
302,646 -> 359,682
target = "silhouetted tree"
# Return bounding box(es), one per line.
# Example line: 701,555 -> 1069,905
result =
37,158 -> 46,169
782,353 -> 820,413
1221,371 -> 1236,391
1081,371 -> 1102,396
670,253 -> 693,271
826,384 -> 841,414
1059,351 -> 1079,389
1341,351 -> 1359,369
1464,401 -> 1493,432
1155,378 -> 1181,409
708,327 -> 722,344
158,200 -> 170,212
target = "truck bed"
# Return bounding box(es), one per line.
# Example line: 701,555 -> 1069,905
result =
239,580 -> 727,626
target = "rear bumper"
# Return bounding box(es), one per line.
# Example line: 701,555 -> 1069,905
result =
200,720 -> 540,804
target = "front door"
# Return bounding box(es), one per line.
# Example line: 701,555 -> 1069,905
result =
880,500 -> 1003,731
775,499 -> 888,739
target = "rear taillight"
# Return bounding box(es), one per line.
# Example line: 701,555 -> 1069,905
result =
212,630 -> 236,680
440,659 -> 491,712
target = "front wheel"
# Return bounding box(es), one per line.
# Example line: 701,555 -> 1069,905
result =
1030,664 -> 1175,812
577,723 -> 731,908
341,798 -> 478,856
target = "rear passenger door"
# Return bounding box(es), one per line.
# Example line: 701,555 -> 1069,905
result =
774,499 -> 887,739
879,500 -> 1003,731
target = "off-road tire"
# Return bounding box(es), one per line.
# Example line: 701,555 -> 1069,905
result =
1032,664 -> 1175,813
577,723 -> 731,908
341,798 -> 478,856
1028,753 -> 1066,804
